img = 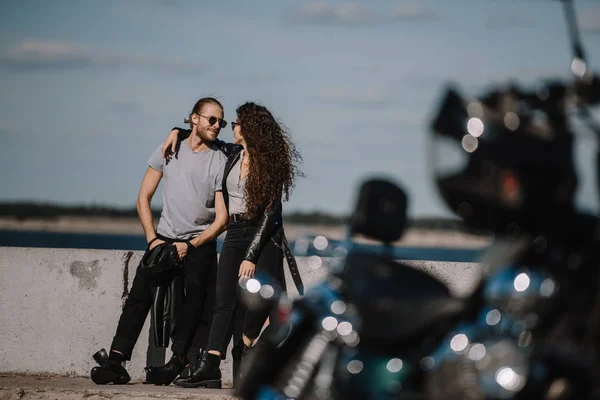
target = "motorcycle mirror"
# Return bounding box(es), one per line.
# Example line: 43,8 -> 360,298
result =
348,178 -> 408,244
561,0 -> 586,63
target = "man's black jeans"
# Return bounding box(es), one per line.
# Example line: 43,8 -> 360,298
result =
110,238 -> 217,360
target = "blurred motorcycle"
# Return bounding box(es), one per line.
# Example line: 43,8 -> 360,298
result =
235,0 -> 600,398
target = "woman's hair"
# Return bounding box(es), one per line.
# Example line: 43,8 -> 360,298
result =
237,102 -> 303,221
184,97 -> 223,128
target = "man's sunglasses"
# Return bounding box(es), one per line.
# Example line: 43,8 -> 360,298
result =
199,114 -> 227,129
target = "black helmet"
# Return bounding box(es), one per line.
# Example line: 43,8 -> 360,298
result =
429,82 -> 580,234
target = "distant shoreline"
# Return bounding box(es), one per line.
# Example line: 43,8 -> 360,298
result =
0,202 -> 470,230
0,216 -> 491,249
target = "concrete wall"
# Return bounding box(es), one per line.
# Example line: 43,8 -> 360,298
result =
0,247 -> 482,384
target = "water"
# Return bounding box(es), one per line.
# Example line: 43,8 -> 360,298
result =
0,229 -> 150,251
0,229 -> 483,262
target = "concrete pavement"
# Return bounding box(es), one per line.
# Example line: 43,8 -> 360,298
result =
0,375 -> 237,400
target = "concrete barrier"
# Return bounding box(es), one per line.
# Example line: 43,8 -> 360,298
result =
0,246 -> 482,384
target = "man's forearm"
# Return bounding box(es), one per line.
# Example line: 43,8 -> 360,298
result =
189,217 -> 228,247
137,199 -> 157,242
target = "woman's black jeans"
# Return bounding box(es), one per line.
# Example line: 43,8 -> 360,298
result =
207,220 -> 286,352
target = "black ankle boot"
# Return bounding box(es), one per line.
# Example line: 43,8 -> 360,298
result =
90,349 -> 131,385
174,351 -> 222,389
232,340 -> 250,388
145,354 -> 188,386
92,348 -> 109,366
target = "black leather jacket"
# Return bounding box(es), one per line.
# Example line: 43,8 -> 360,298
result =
175,128 -> 304,294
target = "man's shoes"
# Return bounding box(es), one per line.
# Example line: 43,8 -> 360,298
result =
174,350 -> 222,389
90,348 -> 131,385
145,354 -> 188,386
92,348 -> 109,366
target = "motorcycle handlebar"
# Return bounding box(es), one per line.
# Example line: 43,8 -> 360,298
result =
471,72 -> 599,121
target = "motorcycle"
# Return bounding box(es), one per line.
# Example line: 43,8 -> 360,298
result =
235,0 -> 600,398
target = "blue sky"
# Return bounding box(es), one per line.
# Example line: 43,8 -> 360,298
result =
1,0 -> 599,217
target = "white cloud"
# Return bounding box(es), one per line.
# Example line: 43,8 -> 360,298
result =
314,88 -> 400,107
485,9 -> 535,29
287,1 -> 378,25
287,1 -> 438,26
0,39 -> 208,74
2,40 -> 94,69
392,3 -> 438,21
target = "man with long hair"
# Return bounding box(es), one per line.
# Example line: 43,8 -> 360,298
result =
90,98 -> 229,385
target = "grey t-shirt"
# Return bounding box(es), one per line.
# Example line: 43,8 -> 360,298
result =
148,140 -> 227,240
226,154 -> 247,215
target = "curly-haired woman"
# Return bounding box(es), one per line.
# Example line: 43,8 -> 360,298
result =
153,102 -> 302,388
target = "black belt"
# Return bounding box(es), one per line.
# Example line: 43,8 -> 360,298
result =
269,232 -> 304,296
282,234 -> 304,296
229,213 -> 246,223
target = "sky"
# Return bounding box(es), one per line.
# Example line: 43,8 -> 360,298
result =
1,0 -> 599,217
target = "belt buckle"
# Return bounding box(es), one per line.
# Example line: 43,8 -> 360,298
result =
233,214 -> 243,223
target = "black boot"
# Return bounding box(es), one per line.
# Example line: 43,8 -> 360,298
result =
179,347 -> 203,379
145,354 -> 188,386
174,350 -> 222,389
232,340 -> 250,388
90,349 -> 131,385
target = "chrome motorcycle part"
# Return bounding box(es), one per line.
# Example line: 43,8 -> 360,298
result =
334,346 -> 413,399
277,333 -> 331,399
483,265 -> 558,322
426,334 -> 530,400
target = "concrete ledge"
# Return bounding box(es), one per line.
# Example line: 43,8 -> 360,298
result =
0,247 -> 482,384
